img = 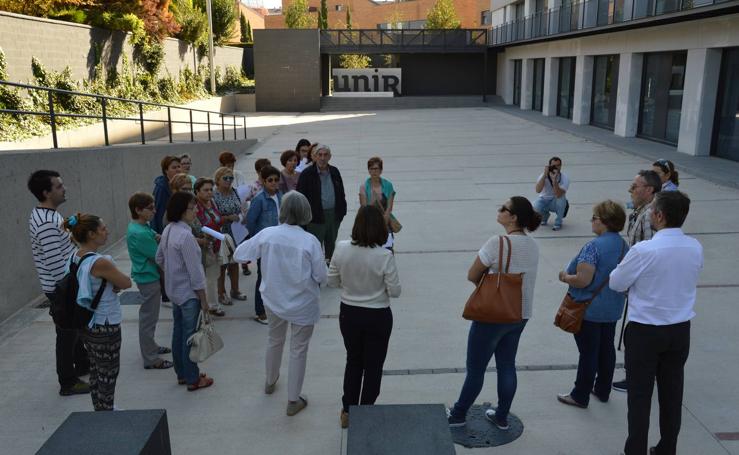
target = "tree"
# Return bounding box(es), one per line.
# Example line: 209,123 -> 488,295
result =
172,0 -> 208,47
284,0 -> 314,29
339,54 -> 371,69
194,0 -> 236,45
319,0 -> 328,29
345,6 -> 351,30
425,0 -> 461,29
0,0 -> 95,17
139,0 -> 181,40
240,11 -> 248,42
245,18 -> 253,43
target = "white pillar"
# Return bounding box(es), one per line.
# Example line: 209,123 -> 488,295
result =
521,58 -> 534,110
614,53 -> 643,137
573,55 -> 594,125
542,57 -> 559,116
501,57 -> 515,105
677,48 -> 722,156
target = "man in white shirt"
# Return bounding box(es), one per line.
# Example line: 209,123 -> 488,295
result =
610,191 -> 703,455
533,157 -> 570,231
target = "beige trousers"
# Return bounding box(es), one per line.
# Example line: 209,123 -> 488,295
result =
265,309 -> 315,402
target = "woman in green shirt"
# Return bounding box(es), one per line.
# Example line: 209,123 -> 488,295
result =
126,192 -> 173,370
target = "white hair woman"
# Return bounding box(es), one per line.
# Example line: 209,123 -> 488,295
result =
233,191 -> 327,416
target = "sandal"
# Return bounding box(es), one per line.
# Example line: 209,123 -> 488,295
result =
178,373 -> 206,385
145,359 -> 174,370
230,291 -> 248,301
209,308 -> 226,317
187,375 -> 214,391
218,294 -> 233,306
157,347 -> 172,354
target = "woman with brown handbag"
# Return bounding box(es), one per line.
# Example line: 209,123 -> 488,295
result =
556,200 -> 628,408
447,197 -> 541,430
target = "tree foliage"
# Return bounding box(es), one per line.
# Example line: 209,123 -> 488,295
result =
318,0 -> 328,29
425,0 -> 461,29
193,0 -> 236,45
172,0 -> 208,46
139,0 -> 181,40
284,0 -> 314,29
0,0 -> 95,17
345,6 -> 351,30
338,54 -> 371,69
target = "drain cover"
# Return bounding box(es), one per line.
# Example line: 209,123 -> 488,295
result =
449,403 -> 524,448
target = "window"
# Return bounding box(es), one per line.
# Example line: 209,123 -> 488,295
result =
639,51 -> 687,145
481,10 -> 491,25
712,47 -> 739,161
335,5 -> 343,11
513,60 -> 523,106
532,58 -> 545,112
591,54 -> 620,129
558,57 -> 577,119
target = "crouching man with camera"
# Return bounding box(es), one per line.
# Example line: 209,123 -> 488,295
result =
534,157 -> 570,231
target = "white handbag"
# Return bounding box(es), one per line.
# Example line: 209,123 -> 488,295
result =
187,310 -> 224,362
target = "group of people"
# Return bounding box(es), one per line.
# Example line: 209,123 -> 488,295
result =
27,146 -> 699,454
447,157 -> 699,455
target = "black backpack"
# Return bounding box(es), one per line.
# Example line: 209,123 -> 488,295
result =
50,253 -> 107,330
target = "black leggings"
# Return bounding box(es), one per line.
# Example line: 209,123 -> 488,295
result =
339,303 -> 393,412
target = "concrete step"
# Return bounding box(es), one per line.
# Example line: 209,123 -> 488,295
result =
320,95 -> 498,111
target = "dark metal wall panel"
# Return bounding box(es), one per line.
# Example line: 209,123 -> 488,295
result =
255,30 -> 321,112
397,53 -> 488,96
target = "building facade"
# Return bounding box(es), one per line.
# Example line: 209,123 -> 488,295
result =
266,0 -> 490,30
490,0 -> 739,161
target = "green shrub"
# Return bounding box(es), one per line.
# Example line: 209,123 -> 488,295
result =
48,8 -> 88,24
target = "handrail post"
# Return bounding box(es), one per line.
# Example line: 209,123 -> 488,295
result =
47,90 -> 58,149
189,110 -> 194,142
139,103 -> 146,144
232,115 -> 236,140
101,97 -> 109,146
243,116 -> 247,139
221,114 -> 225,141
207,112 -> 211,141
167,107 -> 173,143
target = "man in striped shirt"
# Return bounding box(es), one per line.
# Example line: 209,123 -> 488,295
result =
27,170 -> 90,396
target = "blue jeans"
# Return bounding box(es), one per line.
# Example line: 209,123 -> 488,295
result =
570,320 -> 617,405
172,299 -> 201,385
534,196 -> 567,227
451,320 -> 528,422
254,259 -> 265,317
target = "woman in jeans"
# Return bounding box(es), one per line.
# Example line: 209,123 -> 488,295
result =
234,191 -> 327,417
328,205 -> 401,429
156,192 -> 214,391
557,200 -> 628,408
65,213 -> 132,410
448,196 -> 541,430
213,166 -> 247,306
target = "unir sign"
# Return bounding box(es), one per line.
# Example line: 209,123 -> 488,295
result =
332,69 -> 402,96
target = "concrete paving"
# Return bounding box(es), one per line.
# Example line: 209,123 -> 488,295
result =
1,107 -> 737,454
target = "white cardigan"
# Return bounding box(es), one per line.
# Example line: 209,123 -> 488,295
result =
328,240 -> 401,309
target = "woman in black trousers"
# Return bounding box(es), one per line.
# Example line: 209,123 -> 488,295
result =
328,205 -> 401,429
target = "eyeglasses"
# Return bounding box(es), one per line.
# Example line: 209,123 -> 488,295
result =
590,216 -> 600,222
181,161 -> 191,166
265,177 -> 280,183
368,167 -> 381,171
498,206 -> 512,214
222,176 -> 234,182
629,183 -> 647,191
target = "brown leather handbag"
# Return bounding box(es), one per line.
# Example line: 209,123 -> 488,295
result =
463,236 -> 523,324
554,240 -> 626,334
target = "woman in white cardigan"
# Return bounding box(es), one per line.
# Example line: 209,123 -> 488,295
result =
328,205 -> 401,429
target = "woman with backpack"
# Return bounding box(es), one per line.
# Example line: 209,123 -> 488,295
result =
64,213 -> 132,411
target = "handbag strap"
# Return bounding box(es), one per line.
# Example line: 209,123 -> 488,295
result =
587,239 -> 627,301
495,236 -> 513,288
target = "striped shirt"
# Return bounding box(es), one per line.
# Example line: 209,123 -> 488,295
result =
155,221 -> 206,305
29,207 -> 77,293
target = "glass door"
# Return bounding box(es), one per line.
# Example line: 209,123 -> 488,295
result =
638,51 -> 687,145
558,57 -> 576,119
712,47 -> 739,162
591,55 -> 620,129
533,58 -> 545,112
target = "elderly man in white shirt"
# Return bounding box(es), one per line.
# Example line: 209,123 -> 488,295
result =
234,191 -> 327,417
610,191 -> 703,455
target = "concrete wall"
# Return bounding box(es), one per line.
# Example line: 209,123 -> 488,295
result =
0,139 -> 256,322
254,29 -> 321,112
0,12 -> 244,83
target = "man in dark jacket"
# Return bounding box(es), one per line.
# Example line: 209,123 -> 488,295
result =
296,144 -> 347,261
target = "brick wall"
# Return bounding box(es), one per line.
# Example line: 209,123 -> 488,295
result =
266,0 -> 491,29
0,12 -> 244,83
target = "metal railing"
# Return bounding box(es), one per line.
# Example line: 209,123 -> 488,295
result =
0,80 -> 247,149
490,0 -> 734,45
320,29 -> 489,52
